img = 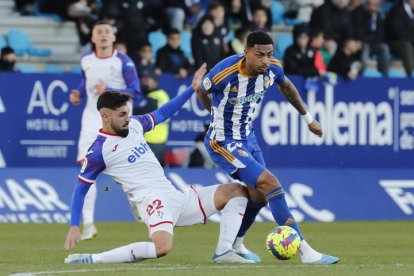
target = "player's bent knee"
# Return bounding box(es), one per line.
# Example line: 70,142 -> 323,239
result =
151,231 -> 173,258
256,170 -> 281,194
155,243 -> 172,258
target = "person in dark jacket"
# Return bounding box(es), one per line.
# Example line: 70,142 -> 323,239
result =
385,0 -> 414,76
353,0 -> 390,75
283,25 -> 319,77
155,28 -> 192,78
328,38 -> 362,80
310,0 -> 354,45
191,15 -> 226,69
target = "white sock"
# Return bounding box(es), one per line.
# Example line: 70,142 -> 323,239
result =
92,242 -> 157,263
82,183 -> 97,225
233,236 -> 248,253
215,196 -> 248,255
299,240 -> 322,263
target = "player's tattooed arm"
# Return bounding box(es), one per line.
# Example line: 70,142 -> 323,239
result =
277,77 -> 307,115
278,77 -> 323,137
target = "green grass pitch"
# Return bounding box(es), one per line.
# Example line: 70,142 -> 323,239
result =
1,221 -> 413,276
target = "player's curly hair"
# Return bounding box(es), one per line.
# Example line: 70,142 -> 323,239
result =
246,31 -> 274,47
97,91 -> 131,111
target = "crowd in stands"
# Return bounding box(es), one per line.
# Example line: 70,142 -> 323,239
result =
2,0 -> 414,78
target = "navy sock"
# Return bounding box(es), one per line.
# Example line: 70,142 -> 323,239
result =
237,201 -> 266,237
266,187 -> 304,240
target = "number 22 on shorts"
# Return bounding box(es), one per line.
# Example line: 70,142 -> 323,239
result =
146,199 -> 164,216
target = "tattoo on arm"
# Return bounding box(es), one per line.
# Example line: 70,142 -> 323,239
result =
278,78 -> 307,115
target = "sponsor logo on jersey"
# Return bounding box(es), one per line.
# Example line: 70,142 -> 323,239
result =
203,77 -> 212,90
127,142 -> 151,163
227,91 -> 265,105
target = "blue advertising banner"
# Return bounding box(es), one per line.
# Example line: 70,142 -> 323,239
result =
0,73 -> 412,167
0,73 -> 83,167
0,168 -> 413,223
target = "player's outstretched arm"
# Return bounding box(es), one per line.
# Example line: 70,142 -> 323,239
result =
150,64 -> 207,125
64,181 -> 91,250
192,63 -> 212,112
278,77 -> 322,137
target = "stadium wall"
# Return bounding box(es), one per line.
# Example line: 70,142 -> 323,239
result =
0,73 -> 412,222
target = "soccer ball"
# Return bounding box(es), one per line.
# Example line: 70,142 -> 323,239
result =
266,226 -> 301,260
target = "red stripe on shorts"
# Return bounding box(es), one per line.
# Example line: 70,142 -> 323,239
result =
149,221 -> 173,228
191,185 -> 207,224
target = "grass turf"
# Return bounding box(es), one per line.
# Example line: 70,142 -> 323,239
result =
1,221 -> 413,276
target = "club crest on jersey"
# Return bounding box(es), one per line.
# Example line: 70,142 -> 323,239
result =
264,76 -> 270,89
237,149 -> 248,157
203,77 -> 212,90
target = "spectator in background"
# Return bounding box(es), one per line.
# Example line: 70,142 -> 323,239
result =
14,0 -> 34,15
310,0 -> 354,45
114,41 -> 128,55
118,0 -> 150,56
353,0 -> 390,76
223,0 -> 252,26
285,0 -> 324,24
207,1 -> 229,53
319,31 -> 337,67
228,27 -> 250,55
0,47 -> 17,72
156,28 -> 192,79
133,72 -> 170,166
191,16 -> 226,69
310,29 -> 328,76
186,123 -> 216,168
67,1 -> 99,49
328,38 -> 362,80
283,25 -> 319,77
250,0 -> 272,30
385,0 -> 414,76
249,6 -> 270,32
163,0 -> 200,32
134,42 -> 160,79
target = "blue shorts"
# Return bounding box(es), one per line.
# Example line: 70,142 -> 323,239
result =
205,134 -> 266,187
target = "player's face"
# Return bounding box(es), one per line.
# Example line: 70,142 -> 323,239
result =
109,105 -> 131,137
92,24 -> 116,49
245,44 -> 273,74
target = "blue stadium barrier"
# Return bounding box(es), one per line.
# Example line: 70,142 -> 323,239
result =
0,34 -> 7,49
180,30 -> 192,59
7,29 -> 52,57
0,167 -> 413,223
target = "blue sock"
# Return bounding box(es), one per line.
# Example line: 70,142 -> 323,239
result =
237,201 -> 266,237
266,187 -> 304,240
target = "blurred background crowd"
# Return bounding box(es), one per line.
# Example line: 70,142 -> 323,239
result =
1,0 -> 413,79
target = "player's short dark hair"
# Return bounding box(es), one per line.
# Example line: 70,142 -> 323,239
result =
97,91 -> 131,111
93,19 -> 113,29
1,46 -> 15,56
246,31 -> 274,48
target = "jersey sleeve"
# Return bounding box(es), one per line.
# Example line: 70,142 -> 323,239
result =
201,66 -> 222,94
270,59 -> 286,86
77,139 -> 106,184
132,114 -> 155,133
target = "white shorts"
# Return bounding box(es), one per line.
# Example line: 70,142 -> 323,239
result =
134,185 -> 219,237
77,129 -> 98,162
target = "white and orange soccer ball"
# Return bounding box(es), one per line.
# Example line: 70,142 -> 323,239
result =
266,226 -> 301,260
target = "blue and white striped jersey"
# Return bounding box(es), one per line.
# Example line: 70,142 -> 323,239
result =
201,54 -> 286,142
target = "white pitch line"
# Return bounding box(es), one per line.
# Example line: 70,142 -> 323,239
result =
9,263 -> 414,276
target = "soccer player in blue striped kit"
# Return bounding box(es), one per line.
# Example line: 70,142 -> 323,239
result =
194,31 -> 339,264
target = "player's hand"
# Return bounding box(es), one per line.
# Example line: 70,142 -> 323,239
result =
64,226 -> 81,250
308,120 -> 323,137
94,80 -> 106,95
69,90 -> 81,105
192,63 -> 207,91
